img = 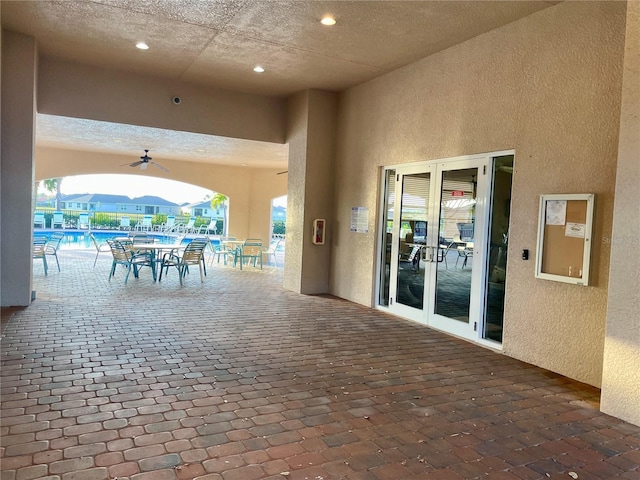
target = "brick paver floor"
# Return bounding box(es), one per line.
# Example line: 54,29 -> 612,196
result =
1,248 -> 639,480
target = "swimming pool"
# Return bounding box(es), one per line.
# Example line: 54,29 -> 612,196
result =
35,230 -> 219,250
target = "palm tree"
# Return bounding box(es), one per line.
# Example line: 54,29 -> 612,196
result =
42,178 -> 63,210
210,193 -> 228,235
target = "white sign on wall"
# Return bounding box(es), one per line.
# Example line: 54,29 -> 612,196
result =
350,207 -> 369,233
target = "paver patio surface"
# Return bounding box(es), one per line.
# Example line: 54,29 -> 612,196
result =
1,248 -> 639,479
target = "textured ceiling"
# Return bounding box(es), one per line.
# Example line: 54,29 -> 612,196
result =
2,0 -> 558,168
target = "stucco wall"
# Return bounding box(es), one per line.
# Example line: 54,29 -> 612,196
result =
35,147 -> 287,243
1,31 -> 37,306
331,2 -> 626,386
282,90 -> 338,294
601,0 -> 640,426
38,58 -> 286,144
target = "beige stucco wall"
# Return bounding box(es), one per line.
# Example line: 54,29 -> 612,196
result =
601,0 -> 640,426
35,147 -> 287,243
331,1 -> 626,387
1,31 -> 37,306
283,90 -> 338,294
38,57 -> 286,144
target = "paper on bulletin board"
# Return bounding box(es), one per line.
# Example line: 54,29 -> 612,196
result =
546,200 -> 567,225
565,222 -> 586,238
350,207 -> 369,233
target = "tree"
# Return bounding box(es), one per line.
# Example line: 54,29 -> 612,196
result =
42,178 -> 63,210
210,193 -> 228,235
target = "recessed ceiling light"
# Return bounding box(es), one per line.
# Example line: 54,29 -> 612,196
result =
253,66 -> 265,73
113,139 -> 122,143
196,149 -> 205,152
321,16 -> 336,26
240,163 -> 248,167
136,42 -> 149,50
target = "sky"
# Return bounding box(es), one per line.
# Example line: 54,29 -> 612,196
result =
39,174 -> 287,207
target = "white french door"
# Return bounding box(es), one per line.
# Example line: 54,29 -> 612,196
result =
377,154 -> 493,342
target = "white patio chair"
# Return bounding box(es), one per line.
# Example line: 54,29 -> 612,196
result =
119,216 -> 131,230
34,212 -> 46,229
78,212 -> 90,230
52,211 -> 65,229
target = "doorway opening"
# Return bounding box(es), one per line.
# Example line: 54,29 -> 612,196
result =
376,152 -> 513,346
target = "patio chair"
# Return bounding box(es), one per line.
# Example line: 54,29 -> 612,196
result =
232,238 -> 263,270
179,216 -> 197,233
136,214 -> 153,231
157,215 -> 176,232
198,219 -> 217,235
263,238 -> 282,266
33,236 -> 48,276
457,223 -> 474,242
158,239 -> 207,285
34,212 -> 46,229
44,232 -> 64,272
90,233 -> 111,267
52,211 -> 65,229
453,234 -> 474,268
107,239 -> 155,284
212,236 -> 236,265
119,216 -> 131,230
78,212 -> 90,230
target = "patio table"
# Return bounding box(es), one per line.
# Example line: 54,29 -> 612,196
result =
132,243 -> 185,279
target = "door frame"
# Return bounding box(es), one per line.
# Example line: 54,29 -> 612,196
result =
375,150 -> 514,349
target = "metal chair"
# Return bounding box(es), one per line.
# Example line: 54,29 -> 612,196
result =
78,212 -> 90,230
107,239 -> 155,284
213,236 -> 236,265
136,214 -> 153,231
119,216 -> 131,230
34,212 -> 46,229
90,233 -> 111,267
52,211 -> 65,229
453,234 -> 474,268
159,239 -> 207,285
263,238 -> 281,266
233,239 -> 263,270
44,232 -> 64,272
33,236 -> 48,276
198,219 -> 217,235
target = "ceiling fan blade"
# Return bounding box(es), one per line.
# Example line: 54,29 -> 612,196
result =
129,161 -> 143,167
150,161 -> 169,172
277,170 -> 288,175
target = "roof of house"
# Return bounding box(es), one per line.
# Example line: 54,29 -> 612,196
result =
61,193 -> 131,203
131,195 -> 179,206
59,193 -> 179,206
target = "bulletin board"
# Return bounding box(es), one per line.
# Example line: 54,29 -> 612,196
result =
535,193 -> 595,286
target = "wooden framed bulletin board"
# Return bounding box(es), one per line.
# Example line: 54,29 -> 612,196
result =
535,193 -> 595,286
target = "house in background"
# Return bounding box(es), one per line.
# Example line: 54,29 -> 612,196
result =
52,193 -> 180,215
183,200 -> 224,220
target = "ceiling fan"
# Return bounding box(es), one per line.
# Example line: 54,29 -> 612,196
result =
123,149 -> 168,172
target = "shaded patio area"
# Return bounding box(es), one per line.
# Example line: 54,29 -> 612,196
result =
1,249 -> 639,479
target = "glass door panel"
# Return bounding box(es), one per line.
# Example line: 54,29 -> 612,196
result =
378,169 -> 395,307
434,167 -> 478,323
394,172 -> 431,310
483,155 -> 513,342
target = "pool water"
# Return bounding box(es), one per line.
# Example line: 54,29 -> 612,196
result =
36,231 -> 219,250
